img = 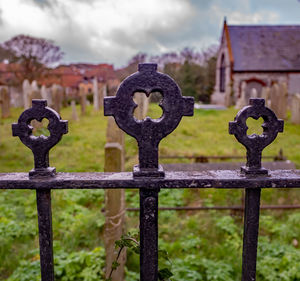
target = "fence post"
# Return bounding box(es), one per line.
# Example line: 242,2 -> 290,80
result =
104,116 -> 126,281
229,98 -> 284,281
104,63 -> 194,281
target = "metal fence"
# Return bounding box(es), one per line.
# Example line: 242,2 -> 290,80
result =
1,63 -> 300,281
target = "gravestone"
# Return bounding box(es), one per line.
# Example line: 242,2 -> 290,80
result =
9,86 -> 23,107
41,85 -> 47,99
261,87 -> 270,107
79,86 -> 86,115
0,86 -> 10,118
31,80 -> 42,100
93,77 -> 99,111
71,100 -> 79,121
278,82 -> 288,119
236,81 -> 247,109
22,79 -> 31,109
270,83 -> 280,117
98,83 -> 107,109
104,116 -> 125,281
51,84 -> 62,113
291,93 -> 300,124
133,92 -> 149,120
41,85 -> 52,106
270,82 -> 288,119
250,88 -> 258,98
103,83 -> 107,98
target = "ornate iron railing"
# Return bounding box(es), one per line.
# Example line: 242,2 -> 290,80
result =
1,63 -> 300,281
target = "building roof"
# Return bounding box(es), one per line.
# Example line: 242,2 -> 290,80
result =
227,25 -> 300,72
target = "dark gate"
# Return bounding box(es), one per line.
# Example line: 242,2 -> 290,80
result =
1,63 -> 300,281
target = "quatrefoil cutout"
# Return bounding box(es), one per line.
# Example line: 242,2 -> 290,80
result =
133,91 -> 163,121
30,118 -> 50,138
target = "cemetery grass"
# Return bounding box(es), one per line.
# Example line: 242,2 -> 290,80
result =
1,104 -> 300,280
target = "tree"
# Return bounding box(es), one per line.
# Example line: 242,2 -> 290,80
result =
1,34 -> 64,85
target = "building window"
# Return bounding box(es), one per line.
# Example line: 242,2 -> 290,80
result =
220,54 -> 225,93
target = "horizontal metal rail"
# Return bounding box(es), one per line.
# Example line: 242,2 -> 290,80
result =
125,204 -> 300,212
1,170 -> 300,189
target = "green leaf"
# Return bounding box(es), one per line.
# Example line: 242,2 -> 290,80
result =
158,268 -> 173,280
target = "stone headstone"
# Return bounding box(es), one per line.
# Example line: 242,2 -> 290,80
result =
271,82 -> 288,119
51,84 -> 62,113
0,86 -> 10,118
104,116 -> 125,281
9,86 -> 23,107
250,88 -> 258,98
235,81 -> 247,109
22,79 -> 31,109
71,100 -> 79,121
291,93 -> 300,124
79,86 -> 86,116
93,77 -> 99,111
41,85 -> 47,99
261,87 -> 271,107
98,83 -> 106,109
278,82 -> 288,119
30,80 -> 42,100
133,92 -> 149,120
270,83 -> 280,117
41,85 -> 52,106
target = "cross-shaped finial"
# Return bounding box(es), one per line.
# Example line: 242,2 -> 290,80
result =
104,63 -> 194,177
229,98 -> 284,175
12,99 -> 68,178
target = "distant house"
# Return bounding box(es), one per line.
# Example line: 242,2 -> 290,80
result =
211,20 -> 300,105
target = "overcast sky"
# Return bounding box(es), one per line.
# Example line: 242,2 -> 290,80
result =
0,0 -> 300,68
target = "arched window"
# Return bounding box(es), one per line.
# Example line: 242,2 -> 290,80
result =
220,54 -> 225,93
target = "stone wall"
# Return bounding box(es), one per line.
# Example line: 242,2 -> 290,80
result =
211,33 -> 232,105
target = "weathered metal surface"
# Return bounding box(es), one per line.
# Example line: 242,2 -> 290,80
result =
229,98 -> 283,175
104,63 -> 194,177
11,99 -> 67,281
229,98 -> 284,281
242,189 -> 261,281
126,204 -> 300,212
12,99 -> 68,178
36,190 -> 54,281
1,170 -> 300,189
140,189 -> 159,281
104,63 -> 194,281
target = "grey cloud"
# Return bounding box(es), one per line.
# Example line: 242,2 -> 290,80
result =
0,8 -> 3,26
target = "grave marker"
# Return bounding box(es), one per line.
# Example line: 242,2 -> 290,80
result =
51,84 -> 62,113
22,79 -> 31,109
104,116 -> 125,281
93,77 -> 99,111
79,86 -> 86,115
0,86 -> 10,118
236,81 -> 247,109
291,93 -> 300,124
71,100 -> 79,121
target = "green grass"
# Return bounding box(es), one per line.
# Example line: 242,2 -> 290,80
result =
2,104 -> 300,172
1,104 -> 300,280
